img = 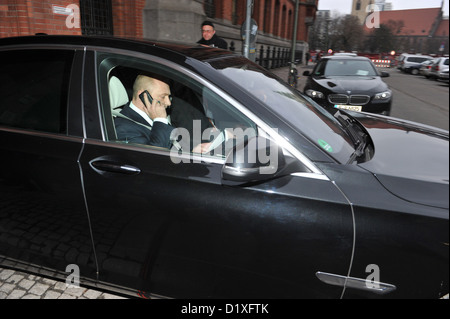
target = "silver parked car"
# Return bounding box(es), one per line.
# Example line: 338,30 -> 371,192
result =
438,68 -> 449,82
419,59 -> 437,78
430,57 -> 449,80
397,53 -> 433,74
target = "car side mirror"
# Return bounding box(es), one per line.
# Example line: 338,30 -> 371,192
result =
380,71 -> 389,77
222,136 -> 286,186
303,70 -> 311,76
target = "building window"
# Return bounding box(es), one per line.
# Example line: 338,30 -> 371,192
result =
80,0 -> 113,35
232,0 -> 238,25
274,0 -> 280,36
263,0 -> 271,33
356,0 -> 361,11
0,49 -> 73,134
204,0 -> 216,19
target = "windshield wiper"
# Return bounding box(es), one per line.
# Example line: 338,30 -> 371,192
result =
333,110 -> 368,164
347,134 -> 367,164
334,110 -> 362,145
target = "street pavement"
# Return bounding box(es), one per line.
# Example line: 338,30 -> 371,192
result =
0,267 -> 126,299
270,64 -> 312,90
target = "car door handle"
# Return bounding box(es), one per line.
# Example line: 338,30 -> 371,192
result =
316,271 -> 396,295
90,160 -> 141,175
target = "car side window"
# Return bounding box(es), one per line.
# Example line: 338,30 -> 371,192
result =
97,52 -> 257,159
314,60 -> 327,76
0,49 -> 74,134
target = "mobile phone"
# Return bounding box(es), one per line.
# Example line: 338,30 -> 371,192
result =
139,90 -> 153,106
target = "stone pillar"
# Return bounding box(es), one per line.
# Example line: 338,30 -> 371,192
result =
143,0 -> 205,45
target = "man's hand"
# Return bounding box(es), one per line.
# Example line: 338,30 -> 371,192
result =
142,93 -> 167,120
192,142 -> 212,154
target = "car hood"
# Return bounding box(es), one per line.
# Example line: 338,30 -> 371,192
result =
313,76 -> 387,93
354,114 -> 449,209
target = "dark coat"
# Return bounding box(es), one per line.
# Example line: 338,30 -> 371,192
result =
197,34 -> 228,50
115,103 -> 173,149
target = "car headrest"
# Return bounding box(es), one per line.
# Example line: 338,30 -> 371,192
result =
109,76 -> 129,110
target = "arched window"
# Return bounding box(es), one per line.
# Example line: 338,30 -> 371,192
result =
356,0 -> 361,11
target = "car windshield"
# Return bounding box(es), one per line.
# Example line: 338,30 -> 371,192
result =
314,59 -> 378,76
207,57 -> 357,163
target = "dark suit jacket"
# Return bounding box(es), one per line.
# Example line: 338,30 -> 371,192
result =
115,103 -> 173,148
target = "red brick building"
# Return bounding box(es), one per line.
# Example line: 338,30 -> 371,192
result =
0,0 -> 318,64
0,1 -> 317,41
0,0 -> 146,38
363,7 -> 449,55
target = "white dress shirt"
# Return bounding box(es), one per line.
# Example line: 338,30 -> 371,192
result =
129,101 -> 170,126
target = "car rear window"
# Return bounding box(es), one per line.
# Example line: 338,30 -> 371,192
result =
408,57 -> 430,63
0,49 -> 74,134
314,59 -> 378,76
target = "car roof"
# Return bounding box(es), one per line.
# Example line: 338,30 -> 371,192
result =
323,55 -> 370,61
400,53 -> 433,58
0,35 -> 237,64
332,52 -> 357,57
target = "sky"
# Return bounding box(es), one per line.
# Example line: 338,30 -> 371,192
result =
318,0 -> 449,16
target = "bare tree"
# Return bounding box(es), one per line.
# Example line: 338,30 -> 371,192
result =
329,15 -> 364,52
364,24 -> 395,53
362,18 -> 406,53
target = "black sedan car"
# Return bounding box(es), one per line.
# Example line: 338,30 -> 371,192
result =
0,35 -> 448,299
303,55 -> 392,115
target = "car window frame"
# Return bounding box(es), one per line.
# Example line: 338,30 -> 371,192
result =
89,46 -> 326,179
95,49 -> 259,160
0,44 -> 87,140
0,46 -> 76,135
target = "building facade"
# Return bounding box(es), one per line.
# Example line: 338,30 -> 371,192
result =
363,7 -> 448,55
351,0 -> 375,24
349,0 -> 448,55
351,0 -> 393,24
0,0 -> 319,65
0,0 -> 145,38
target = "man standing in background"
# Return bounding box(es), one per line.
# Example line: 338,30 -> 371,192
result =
197,21 -> 228,49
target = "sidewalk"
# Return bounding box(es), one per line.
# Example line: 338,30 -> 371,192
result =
269,64 -> 314,91
0,267 -> 127,299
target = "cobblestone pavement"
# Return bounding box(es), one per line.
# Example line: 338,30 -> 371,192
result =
0,267 -> 127,299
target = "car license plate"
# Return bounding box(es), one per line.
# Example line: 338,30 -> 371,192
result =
334,105 -> 362,112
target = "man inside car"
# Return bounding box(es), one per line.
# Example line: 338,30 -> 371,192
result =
115,74 -> 174,148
